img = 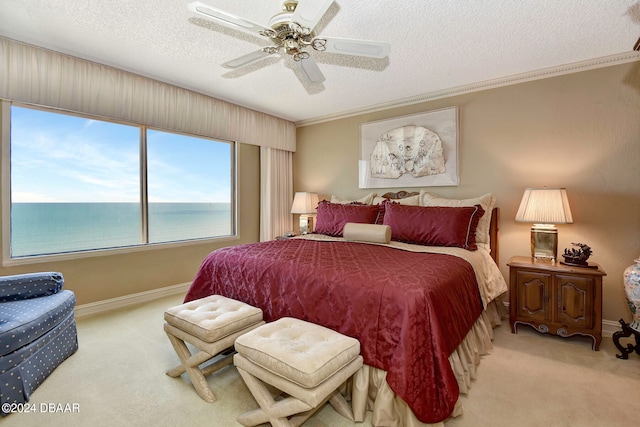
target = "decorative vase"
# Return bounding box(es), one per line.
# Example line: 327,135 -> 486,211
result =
623,256 -> 640,332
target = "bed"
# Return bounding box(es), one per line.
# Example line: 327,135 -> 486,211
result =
184,190 -> 508,426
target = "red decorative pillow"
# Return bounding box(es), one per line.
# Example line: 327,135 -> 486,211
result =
382,202 -> 485,250
314,201 -> 381,237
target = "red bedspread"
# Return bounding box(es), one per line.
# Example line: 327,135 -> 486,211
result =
185,239 -> 483,423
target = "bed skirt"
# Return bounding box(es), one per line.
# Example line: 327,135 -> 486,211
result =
350,299 -> 506,426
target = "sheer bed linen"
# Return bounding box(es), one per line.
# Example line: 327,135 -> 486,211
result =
184,235 -> 507,425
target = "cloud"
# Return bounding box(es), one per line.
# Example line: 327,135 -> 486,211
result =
11,191 -> 57,203
11,107 -> 231,203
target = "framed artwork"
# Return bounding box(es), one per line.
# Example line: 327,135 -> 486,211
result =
358,106 -> 459,189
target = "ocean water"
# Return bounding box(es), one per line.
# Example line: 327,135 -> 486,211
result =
11,202 -> 232,257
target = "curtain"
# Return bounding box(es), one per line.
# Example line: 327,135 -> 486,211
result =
0,37 -> 296,151
260,147 -> 293,241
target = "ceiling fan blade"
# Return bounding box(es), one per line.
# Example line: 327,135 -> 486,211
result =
319,37 -> 391,59
291,0 -> 333,32
222,49 -> 272,69
298,56 -> 326,84
187,1 -> 273,34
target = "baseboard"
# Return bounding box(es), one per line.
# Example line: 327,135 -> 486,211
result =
74,282 -> 191,319
602,319 -> 623,337
502,301 -> 621,338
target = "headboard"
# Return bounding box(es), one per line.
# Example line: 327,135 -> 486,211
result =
381,191 -> 500,264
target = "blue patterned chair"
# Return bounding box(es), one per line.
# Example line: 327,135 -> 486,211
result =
0,272 -> 78,415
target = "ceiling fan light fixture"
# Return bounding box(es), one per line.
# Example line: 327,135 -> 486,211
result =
284,38 -> 302,55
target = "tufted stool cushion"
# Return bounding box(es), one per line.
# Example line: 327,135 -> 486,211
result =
234,317 -> 363,427
164,295 -> 264,403
165,295 -> 263,343
235,317 -> 360,388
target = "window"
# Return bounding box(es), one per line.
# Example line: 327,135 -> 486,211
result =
146,129 -> 233,244
7,104 -> 235,258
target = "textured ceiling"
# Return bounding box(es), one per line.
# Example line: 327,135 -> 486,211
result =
1,0 -> 639,124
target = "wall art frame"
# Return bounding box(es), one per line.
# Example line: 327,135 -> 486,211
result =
358,106 -> 459,189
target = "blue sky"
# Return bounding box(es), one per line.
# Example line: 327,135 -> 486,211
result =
10,106 -> 232,203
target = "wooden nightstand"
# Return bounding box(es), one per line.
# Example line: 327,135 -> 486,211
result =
508,256 -> 606,351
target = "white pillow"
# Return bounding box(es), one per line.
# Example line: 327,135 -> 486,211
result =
419,191 -> 496,247
331,192 -> 376,205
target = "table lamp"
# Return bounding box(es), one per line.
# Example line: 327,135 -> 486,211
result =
291,192 -> 319,234
515,187 -> 573,261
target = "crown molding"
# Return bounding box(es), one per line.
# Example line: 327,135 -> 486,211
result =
295,52 -> 640,127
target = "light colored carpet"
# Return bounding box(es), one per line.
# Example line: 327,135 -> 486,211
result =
3,293 -> 639,427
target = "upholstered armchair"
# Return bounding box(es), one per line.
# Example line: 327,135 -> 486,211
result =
0,272 -> 78,415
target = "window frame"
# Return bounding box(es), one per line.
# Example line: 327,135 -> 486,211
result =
1,101 -> 238,265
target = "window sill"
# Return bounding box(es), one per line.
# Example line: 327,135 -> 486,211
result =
2,234 -> 240,267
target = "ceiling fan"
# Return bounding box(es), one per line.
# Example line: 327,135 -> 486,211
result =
187,0 -> 391,85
